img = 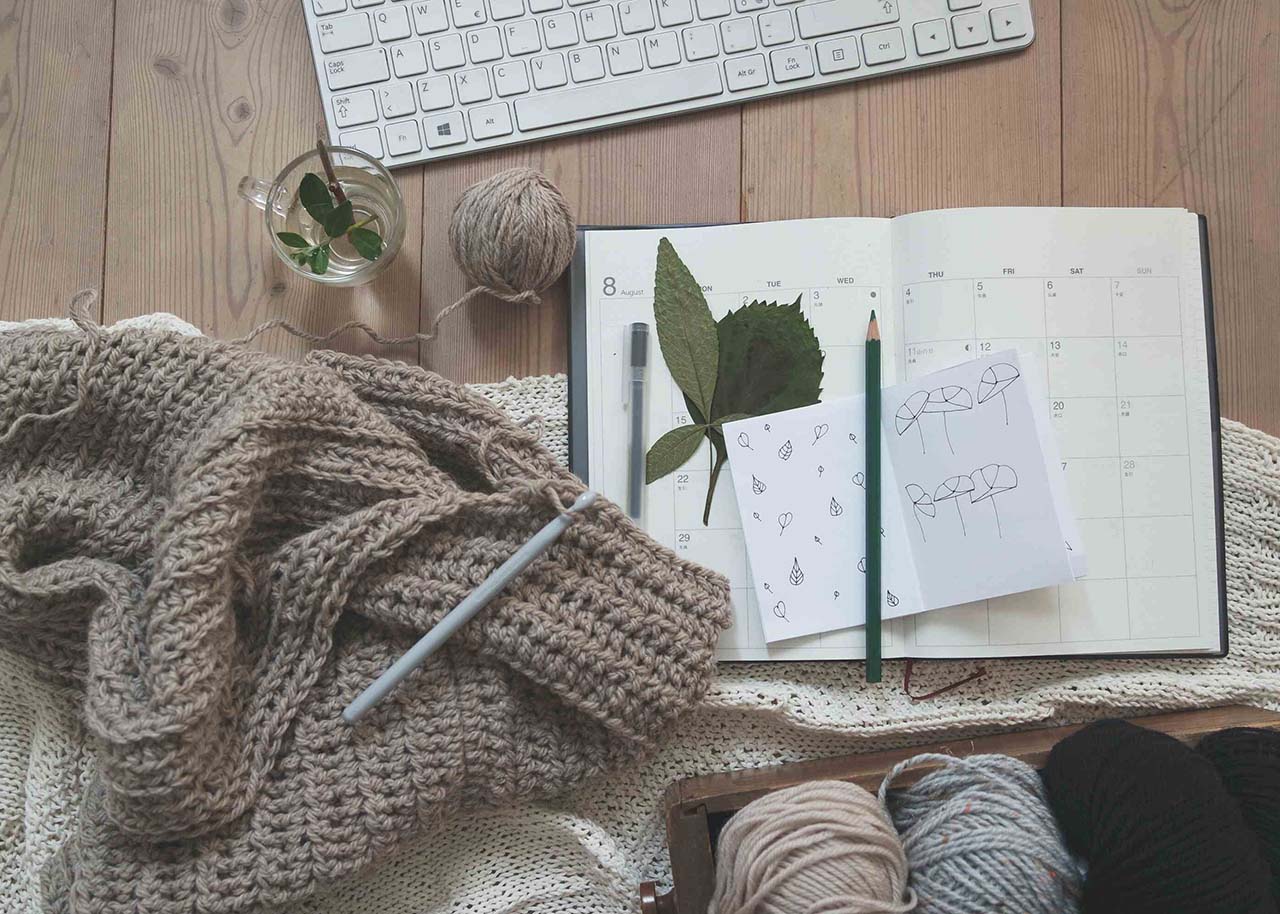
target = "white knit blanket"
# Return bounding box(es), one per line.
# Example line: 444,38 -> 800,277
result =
4,315 -> 1279,914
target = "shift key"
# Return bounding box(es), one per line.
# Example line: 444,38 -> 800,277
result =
796,0 -> 898,40
325,48 -> 390,90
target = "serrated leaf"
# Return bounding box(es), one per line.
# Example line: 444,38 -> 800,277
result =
653,238 -> 719,421
711,294 -> 823,423
299,173 -> 334,224
323,200 -> 355,238
276,231 -> 309,249
348,226 -> 383,261
309,245 -> 330,275
645,424 -> 707,484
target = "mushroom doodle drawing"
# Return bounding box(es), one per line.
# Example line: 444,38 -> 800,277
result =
934,475 -> 977,535
970,463 -> 1019,537
904,483 -> 936,540
895,386 -> 974,455
977,362 -> 1021,425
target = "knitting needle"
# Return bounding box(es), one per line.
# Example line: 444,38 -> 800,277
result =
342,489 -> 598,724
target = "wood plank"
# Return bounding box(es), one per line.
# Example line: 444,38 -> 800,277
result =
416,109 -> 742,382
0,0 -> 113,321
1062,0 -> 1280,435
101,0 -> 422,359
742,2 -> 1062,220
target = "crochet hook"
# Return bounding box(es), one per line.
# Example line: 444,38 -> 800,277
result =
343,489 -> 599,724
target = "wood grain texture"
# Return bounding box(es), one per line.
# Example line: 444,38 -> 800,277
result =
416,109 -> 742,381
101,0 -> 423,359
1062,0 -> 1280,434
742,1 -> 1062,220
0,0 -> 113,321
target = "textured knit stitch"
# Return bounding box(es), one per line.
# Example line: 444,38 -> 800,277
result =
0,324 -> 731,914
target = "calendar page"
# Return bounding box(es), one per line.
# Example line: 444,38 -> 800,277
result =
889,208 -> 1222,657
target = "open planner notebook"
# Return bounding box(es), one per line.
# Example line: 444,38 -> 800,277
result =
569,208 -> 1225,661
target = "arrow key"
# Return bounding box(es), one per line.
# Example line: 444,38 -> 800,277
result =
912,18 -> 949,56
331,89 -> 378,127
990,4 -> 1028,41
951,9 -> 989,48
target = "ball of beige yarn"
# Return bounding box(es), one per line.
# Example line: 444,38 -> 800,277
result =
448,166 -> 577,305
709,780 -> 918,914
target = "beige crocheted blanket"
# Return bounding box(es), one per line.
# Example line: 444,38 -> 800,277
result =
4,314 -> 1279,914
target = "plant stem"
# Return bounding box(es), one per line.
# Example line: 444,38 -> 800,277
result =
703,451 -> 726,526
316,138 -> 349,205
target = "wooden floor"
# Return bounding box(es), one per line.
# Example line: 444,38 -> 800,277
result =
2,0 -> 1277,434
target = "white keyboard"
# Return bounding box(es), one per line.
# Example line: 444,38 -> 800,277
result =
304,0 -> 1034,166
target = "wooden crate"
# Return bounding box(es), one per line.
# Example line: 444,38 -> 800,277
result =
638,705 -> 1280,914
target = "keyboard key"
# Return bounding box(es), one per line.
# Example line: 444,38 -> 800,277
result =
695,0 -> 730,19
861,26 -> 905,64
682,23 -> 718,59
531,52 -> 569,87
952,10 -> 989,47
719,17 -> 756,52
734,0 -> 767,11
352,0 -> 384,7
411,0 -> 450,32
580,7 -> 618,41
385,119 -> 424,155
724,53 -> 767,90
607,38 -> 644,73
379,81 -> 417,116
340,126 -> 384,158
317,13 -> 372,52
504,19 -> 541,53
618,0 -> 656,33
374,6 -> 412,40
795,0 -> 897,40
769,44 -> 812,81
990,5 -> 1028,40
568,45 -> 605,80
656,0 -> 693,26
948,0 -> 980,9
490,0 -> 525,18
529,0 -> 563,10
543,12 -> 580,47
455,67 -> 493,101
514,61 -> 722,129
913,18 -> 949,55
428,33 -> 466,68
494,60 -> 531,94
417,74 -> 455,109
644,31 -> 681,66
815,34 -> 859,72
423,111 -> 467,147
755,10 -> 792,46
314,0 -> 347,15
391,41 -> 430,76
470,102 -> 514,138
567,0 -> 597,7
332,90 -> 378,126
467,26 -> 504,62
450,0 -> 487,26
325,48 -> 390,89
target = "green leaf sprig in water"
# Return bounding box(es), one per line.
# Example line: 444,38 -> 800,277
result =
645,238 -> 824,525
275,173 -> 384,275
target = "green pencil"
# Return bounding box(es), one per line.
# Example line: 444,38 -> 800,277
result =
865,311 -> 882,683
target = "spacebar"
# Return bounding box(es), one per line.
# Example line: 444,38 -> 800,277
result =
515,64 -> 724,131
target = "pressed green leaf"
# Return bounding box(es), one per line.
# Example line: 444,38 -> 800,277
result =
653,238 -> 719,421
645,423 -> 707,484
299,173 -> 334,224
348,226 -> 383,261
323,200 -> 355,238
309,245 -> 330,275
711,294 -> 823,421
276,231 -> 310,249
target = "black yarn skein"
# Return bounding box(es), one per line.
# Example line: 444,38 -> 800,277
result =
1200,727 -> 1280,897
1042,719 -> 1276,914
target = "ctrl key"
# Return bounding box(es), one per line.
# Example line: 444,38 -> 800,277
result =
423,111 -> 467,149
725,54 -> 768,91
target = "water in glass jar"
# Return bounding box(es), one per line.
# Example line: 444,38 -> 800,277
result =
281,166 -> 397,280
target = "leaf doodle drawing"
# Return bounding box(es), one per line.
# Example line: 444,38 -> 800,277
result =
778,512 -> 793,536
829,497 -> 844,517
970,463 -> 1018,537
773,601 -> 788,620
778,439 -> 794,461
858,556 -> 866,573
852,472 -> 865,489
887,591 -> 900,608
789,558 -> 805,586
812,423 -> 829,445
752,474 -> 767,495
817,465 -> 824,477
905,483 -> 936,541
977,362 -> 1021,425
737,431 -> 753,450
934,475 -> 977,535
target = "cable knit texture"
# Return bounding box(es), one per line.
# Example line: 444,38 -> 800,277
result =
0,324 -> 731,914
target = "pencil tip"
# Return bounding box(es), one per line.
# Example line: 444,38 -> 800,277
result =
869,309 -> 876,322
867,311 -> 880,341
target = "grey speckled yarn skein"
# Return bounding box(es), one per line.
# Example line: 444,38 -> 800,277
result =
879,753 -> 1084,914
709,780 -> 917,914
